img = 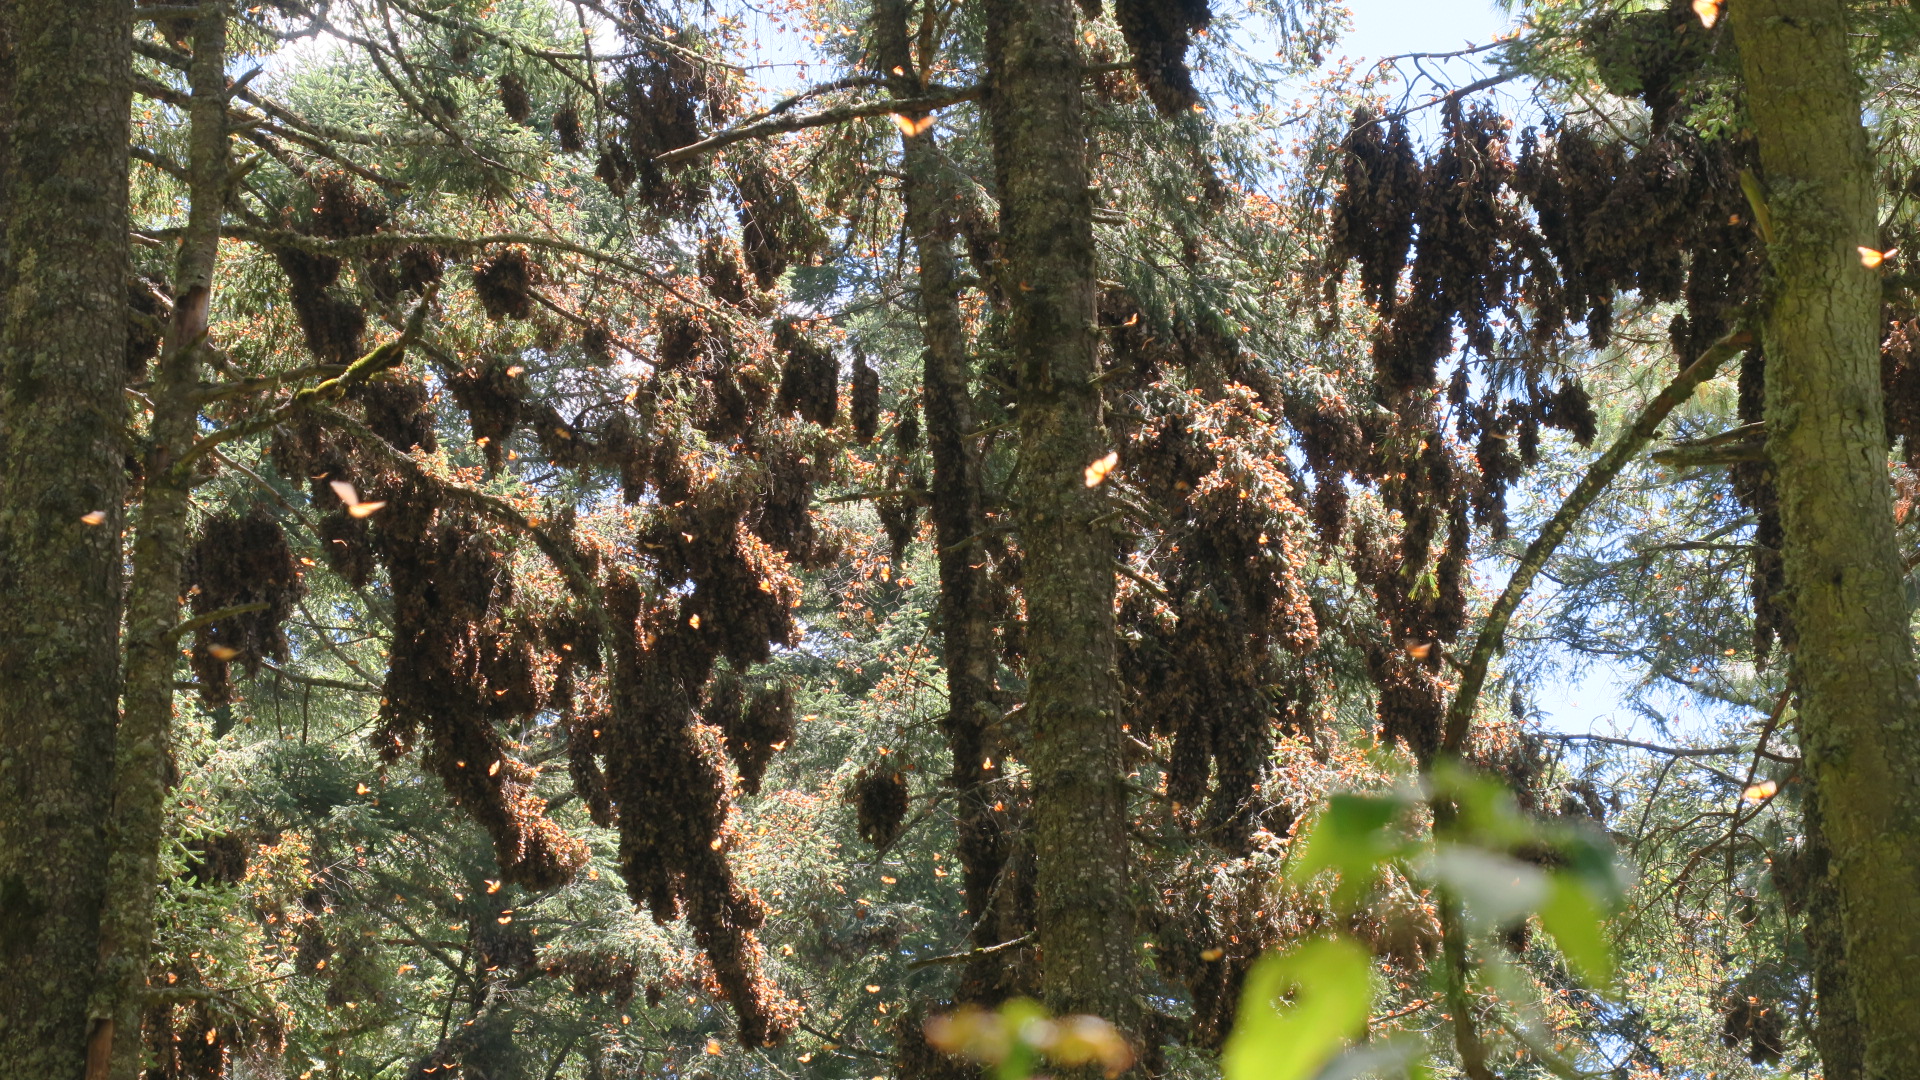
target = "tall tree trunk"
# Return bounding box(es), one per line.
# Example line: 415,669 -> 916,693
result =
872,0 -> 1019,1006
97,8 -> 227,1078
0,1 -> 135,1077
980,0 -> 1135,1028
1732,0 -> 1920,1073
1802,787 -> 1865,1079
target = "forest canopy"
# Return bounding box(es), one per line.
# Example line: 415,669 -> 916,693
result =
3,0 -> 1920,1078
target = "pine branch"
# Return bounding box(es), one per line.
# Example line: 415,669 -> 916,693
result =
307,404 -> 609,636
167,285 -> 438,482
258,659 -> 383,696
219,226 -> 737,327
652,87 -> 979,167
1442,327 -> 1753,756
168,602 -> 270,643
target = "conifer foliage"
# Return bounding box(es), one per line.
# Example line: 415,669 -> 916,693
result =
17,0 -> 1920,1077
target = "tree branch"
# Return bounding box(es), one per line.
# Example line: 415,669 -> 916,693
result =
168,602 -> 270,643
258,659 -> 383,696
166,286 -> 436,481
906,933 -> 1034,969
1541,733 -> 1745,759
1442,328 -> 1752,754
651,87 -> 979,168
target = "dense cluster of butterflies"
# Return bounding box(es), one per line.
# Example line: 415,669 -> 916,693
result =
141,0 -> 1920,1068
146,13 -> 884,1055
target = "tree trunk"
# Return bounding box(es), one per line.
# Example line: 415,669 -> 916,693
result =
980,0 -> 1135,1028
0,1 -> 134,1077
1732,0 -> 1920,1073
1802,787 -> 1865,1079
97,8 -> 227,1078
872,0 -> 1020,1006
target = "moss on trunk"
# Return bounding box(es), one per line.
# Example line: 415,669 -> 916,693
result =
0,0 -> 135,1076
97,8 -> 228,1078
1733,0 -> 1920,1073
981,0 -> 1137,1030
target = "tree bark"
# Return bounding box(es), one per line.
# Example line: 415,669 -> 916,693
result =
1802,786 -> 1865,1079
1732,1 -> 1920,1074
97,8 -> 228,1078
872,0 -> 1020,1007
980,0 -> 1135,1028
0,1 -> 135,1077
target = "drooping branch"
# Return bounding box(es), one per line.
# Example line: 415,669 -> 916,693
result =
1440,327 -> 1753,755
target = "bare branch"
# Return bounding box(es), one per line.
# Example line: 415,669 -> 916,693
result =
906,933 -> 1034,970
168,602 -> 270,643
652,87 -> 979,168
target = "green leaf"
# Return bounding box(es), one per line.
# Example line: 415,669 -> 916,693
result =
1436,767 -> 1534,849
1538,872 -> 1614,988
994,999 -> 1050,1080
1426,844 -> 1549,929
1291,793 -> 1412,907
1222,938 -> 1374,1080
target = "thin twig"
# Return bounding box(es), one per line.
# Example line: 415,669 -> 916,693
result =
168,602 -> 270,643
906,933 -> 1034,970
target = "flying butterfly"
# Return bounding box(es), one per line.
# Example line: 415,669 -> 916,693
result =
1084,450 -> 1120,487
1692,0 -> 1721,27
328,478 -> 387,518
889,113 -> 936,137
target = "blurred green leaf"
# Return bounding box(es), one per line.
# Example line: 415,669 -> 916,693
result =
1222,938 -> 1373,1080
1545,820 -> 1631,905
1291,793 -> 1413,907
996,999 -> 1048,1080
1437,767 -> 1535,849
1425,845 -> 1549,929
1539,873 -> 1614,988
